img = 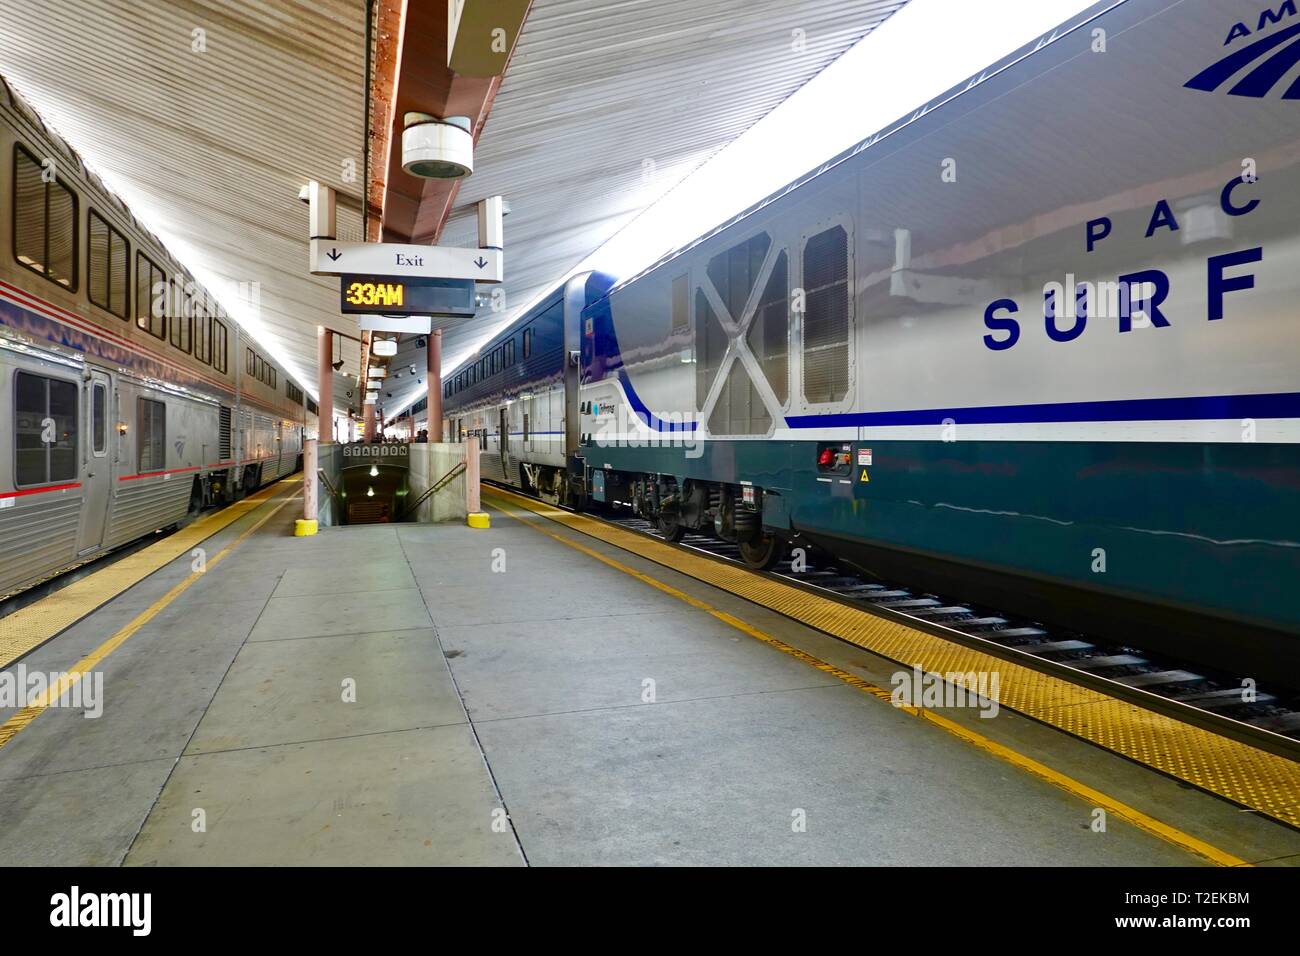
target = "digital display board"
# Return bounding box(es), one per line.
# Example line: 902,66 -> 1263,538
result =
339,275 -> 476,316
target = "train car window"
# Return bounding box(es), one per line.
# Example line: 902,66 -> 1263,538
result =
506,339 -> 515,366
707,232 -> 770,323
676,274 -> 696,335
270,368 -> 277,390
194,299 -> 210,364
134,252 -> 166,339
709,351 -> 771,435
694,290 -> 727,412
137,397 -> 165,473
801,225 -> 851,405
14,371 -> 78,485
748,250 -> 789,405
213,319 -> 228,373
671,274 -> 689,331
13,144 -> 79,290
92,382 -> 107,455
246,348 -> 255,377
88,209 -> 129,319
170,281 -> 193,354
522,328 -> 533,359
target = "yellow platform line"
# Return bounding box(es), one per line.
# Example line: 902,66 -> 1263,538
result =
0,484 -> 299,750
488,493 -> 1245,866
0,479 -> 299,669
484,485 -> 1300,834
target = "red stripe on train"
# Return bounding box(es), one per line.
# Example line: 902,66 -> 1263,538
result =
0,482 -> 82,499
117,466 -> 202,481
0,282 -> 231,392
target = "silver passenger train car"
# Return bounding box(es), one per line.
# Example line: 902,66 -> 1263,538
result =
0,75 -> 308,599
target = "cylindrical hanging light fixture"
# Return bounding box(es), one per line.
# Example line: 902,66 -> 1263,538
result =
401,113 -> 473,179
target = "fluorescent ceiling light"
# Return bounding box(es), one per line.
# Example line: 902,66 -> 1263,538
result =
372,339 -> 398,357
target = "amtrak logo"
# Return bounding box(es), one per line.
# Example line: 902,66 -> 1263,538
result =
1186,4 -> 1300,98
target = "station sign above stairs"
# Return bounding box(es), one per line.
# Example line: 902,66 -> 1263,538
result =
310,239 -> 503,283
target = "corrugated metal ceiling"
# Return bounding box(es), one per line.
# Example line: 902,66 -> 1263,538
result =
0,0 -> 907,420
0,0 -> 367,409
410,0 -> 909,416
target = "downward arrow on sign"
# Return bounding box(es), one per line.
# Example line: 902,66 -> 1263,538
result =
474,257 -> 488,269
327,248 -> 342,261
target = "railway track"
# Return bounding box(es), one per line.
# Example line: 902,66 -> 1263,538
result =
487,481 -> 1300,751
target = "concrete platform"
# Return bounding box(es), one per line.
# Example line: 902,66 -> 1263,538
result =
0,478 -> 1297,866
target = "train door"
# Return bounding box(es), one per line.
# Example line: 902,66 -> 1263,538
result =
275,420 -> 284,477
499,407 -> 509,475
76,370 -> 112,555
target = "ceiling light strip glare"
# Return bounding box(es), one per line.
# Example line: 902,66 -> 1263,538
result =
445,0 -> 1102,375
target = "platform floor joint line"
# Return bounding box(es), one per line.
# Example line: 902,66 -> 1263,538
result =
482,485 -> 1300,833
0,482 -> 299,751
0,479 -> 300,668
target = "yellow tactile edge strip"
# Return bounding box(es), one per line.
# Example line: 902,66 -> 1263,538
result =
0,478 -> 301,668
484,486 -> 1300,830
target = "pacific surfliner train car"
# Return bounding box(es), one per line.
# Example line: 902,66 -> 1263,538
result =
0,75 -> 308,599
441,273 -> 613,500
443,0 -> 1300,684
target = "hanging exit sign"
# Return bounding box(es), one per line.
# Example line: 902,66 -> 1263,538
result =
338,275 -> 477,317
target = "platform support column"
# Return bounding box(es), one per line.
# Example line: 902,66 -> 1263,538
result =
317,326 -> 333,442
465,438 -> 480,513
426,329 -> 442,440
297,438 -> 319,536
364,402 -> 377,442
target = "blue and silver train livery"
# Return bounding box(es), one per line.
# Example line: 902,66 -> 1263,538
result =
444,0 -> 1300,685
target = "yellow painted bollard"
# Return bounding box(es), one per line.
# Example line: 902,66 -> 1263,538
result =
294,519 -> 318,536
467,512 -> 490,529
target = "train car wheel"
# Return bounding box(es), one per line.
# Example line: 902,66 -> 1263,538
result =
657,511 -> 686,542
739,533 -> 785,570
